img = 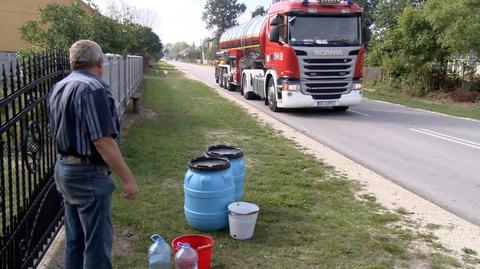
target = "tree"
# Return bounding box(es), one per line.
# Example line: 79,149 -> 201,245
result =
104,0 -> 136,24
372,6 -> 448,93
169,42 -> 190,60
372,0 -> 426,33
20,2 -> 163,59
251,6 -> 266,17
355,0 -> 379,22
134,9 -> 159,28
202,0 -> 246,38
424,0 -> 480,57
20,3 -> 89,50
87,13 -> 124,53
123,24 -> 163,58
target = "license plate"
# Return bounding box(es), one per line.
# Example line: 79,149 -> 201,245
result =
315,100 -> 337,107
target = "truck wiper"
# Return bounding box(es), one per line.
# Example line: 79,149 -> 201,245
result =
328,39 -> 354,45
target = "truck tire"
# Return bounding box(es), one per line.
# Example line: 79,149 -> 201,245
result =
267,78 -> 281,112
228,82 -> 236,91
333,106 -> 349,111
243,76 -> 255,100
222,70 -> 228,89
240,75 -> 245,96
219,69 -> 224,88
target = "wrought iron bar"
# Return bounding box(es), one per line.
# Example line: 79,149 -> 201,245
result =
13,61 -> 22,227
21,59 -> 27,210
27,57 -> 34,201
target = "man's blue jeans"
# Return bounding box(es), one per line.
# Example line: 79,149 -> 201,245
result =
54,156 -> 115,269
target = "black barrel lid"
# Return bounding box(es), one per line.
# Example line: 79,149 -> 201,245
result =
206,144 -> 244,159
188,156 -> 230,172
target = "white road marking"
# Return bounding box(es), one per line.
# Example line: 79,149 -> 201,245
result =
349,110 -> 371,117
368,98 -> 480,124
419,128 -> 480,147
410,128 -> 480,150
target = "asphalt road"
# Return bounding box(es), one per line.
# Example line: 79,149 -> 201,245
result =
170,61 -> 480,225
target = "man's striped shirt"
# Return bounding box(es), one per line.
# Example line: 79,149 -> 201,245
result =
48,70 -> 119,163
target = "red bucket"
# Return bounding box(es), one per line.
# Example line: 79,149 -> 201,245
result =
171,234 -> 214,269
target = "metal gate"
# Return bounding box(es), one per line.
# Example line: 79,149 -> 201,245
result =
0,52 -> 69,269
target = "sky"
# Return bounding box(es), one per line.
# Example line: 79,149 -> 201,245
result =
91,0 -> 274,45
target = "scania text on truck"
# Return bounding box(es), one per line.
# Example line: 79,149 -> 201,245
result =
214,0 -> 371,112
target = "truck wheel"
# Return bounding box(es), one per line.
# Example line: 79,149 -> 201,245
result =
228,82 -> 236,91
333,106 -> 349,111
240,75 -> 245,96
222,71 -> 228,89
243,76 -> 255,100
267,79 -> 281,112
219,69 -> 224,87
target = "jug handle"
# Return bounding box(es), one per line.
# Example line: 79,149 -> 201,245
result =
151,234 -> 161,242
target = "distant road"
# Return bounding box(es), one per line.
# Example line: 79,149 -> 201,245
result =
171,61 -> 480,225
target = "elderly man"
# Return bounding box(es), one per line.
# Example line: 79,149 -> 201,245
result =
49,40 -> 139,269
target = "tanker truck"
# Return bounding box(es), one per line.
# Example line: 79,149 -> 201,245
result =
215,0 -> 370,112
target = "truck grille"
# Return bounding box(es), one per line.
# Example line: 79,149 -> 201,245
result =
296,48 -> 359,96
311,94 -> 341,100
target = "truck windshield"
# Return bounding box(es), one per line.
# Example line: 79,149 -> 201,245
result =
288,16 -> 360,46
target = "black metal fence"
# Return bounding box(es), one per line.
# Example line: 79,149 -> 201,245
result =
0,52 -> 69,269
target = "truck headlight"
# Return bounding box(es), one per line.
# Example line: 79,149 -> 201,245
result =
282,83 -> 301,91
352,83 -> 362,90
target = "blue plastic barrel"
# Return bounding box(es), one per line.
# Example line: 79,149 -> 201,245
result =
184,156 -> 235,231
207,145 -> 244,201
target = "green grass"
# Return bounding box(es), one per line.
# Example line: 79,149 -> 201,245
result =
364,86 -> 480,121
108,63 -> 460,268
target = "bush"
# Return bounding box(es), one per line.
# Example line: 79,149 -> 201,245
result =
20,2 -> 163,59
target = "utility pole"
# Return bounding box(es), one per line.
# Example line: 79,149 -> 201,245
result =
201,39 -> 205,65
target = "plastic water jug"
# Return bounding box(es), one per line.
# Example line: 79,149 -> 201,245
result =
174,243 -> 198,269
184,156 -> 235,231
206,145 -> 245,201
148,234 -> 172,269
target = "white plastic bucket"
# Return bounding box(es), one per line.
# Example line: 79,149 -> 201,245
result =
228,202 -> 259,240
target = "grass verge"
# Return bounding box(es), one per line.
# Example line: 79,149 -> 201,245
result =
364,85 -> 480,121
110,63 -> 465,268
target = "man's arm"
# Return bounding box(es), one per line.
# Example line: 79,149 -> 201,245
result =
94,136 -> 139,200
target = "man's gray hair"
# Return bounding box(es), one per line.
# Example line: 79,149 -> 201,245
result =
69,40 -> 103,70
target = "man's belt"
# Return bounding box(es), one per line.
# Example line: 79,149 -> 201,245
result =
64,155 -> 85,164
60,154 -> 95,165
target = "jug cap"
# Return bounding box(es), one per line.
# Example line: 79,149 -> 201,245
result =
188,156 -> 230,172
207,144 -> 243,159
181,243 -> 191,249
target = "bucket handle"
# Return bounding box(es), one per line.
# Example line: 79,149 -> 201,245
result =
175,241 -> 213,252
196,244 -> 213,251
228,209 -> 259,216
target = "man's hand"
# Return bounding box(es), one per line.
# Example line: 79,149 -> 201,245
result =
122,179 -> 139,200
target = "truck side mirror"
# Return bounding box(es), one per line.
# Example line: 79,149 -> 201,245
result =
363,18 -> 372,47
363,27 -> 371,47
270,15 -> 281,26
270,26 -> 280,43
364,18 -> 372,28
